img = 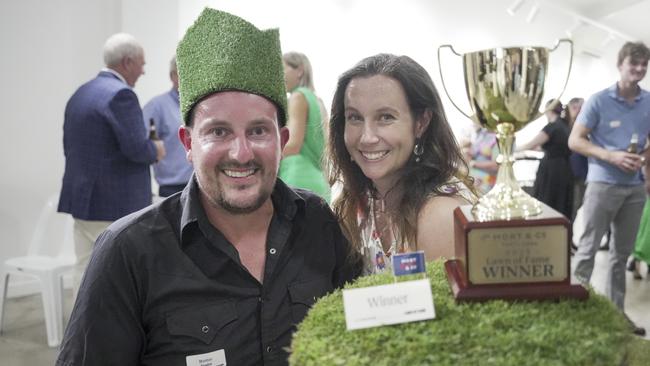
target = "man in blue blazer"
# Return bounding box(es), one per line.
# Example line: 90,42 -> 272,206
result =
58,33 -> 165,299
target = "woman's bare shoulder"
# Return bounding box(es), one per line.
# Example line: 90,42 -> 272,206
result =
419,194 -> 468,220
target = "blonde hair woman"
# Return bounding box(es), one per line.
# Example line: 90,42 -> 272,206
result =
279,52 -> 330,201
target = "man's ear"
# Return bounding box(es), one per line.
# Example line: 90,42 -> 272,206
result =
280,126 -> 290,151
121,56 -> 132,71
179,125 -> 193,163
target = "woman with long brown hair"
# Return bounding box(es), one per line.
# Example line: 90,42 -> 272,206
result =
328,54 -> 475,274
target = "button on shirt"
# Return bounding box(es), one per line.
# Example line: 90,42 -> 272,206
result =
56,178 -> 361,366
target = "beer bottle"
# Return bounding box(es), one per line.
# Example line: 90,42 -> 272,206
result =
627,133 -> 638,154
149,118 -> 160,140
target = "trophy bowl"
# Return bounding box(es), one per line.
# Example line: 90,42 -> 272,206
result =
438,40 -> 573,221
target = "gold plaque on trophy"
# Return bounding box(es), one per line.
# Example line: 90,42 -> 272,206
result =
438,40 -> 588,301
467,223 -> 568,284
446,205 -> 588,301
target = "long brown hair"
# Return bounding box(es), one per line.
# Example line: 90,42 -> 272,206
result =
327,54 -> 474,255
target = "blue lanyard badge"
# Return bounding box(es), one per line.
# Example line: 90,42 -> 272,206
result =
392,251 -> 426,277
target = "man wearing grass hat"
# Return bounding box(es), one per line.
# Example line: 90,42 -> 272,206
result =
57,8 -> 361,366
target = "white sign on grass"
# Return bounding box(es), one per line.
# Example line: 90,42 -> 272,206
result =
342,279 -> 435,330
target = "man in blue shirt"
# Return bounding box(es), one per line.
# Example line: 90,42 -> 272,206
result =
569,41 -> 650,336
143,56 -> 193,197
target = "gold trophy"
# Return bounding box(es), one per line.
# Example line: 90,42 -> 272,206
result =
438,40 -> 588,301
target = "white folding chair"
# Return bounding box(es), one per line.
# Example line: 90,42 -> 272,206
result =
0,193 -> 76,347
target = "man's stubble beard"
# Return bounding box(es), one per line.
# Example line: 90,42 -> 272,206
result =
197,167 -> 276,215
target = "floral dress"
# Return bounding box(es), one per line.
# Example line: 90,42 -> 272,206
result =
358,196 -> 399,275
468,128 -> 498,194
358,182 -> 474,275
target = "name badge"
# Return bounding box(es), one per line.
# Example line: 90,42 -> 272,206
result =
186,349 -> 226,366
609,120 -> 621,128
342,278 -> 435,330
392,251 -> 426,276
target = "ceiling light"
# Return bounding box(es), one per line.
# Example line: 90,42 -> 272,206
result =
526,3 -> 539,23
601,33 -> 615,48
507,0 -> 525,16
565,19 -> 583,38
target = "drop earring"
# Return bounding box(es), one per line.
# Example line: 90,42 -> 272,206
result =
413,141 -> 424,163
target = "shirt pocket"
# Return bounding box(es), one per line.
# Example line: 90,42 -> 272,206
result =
165,301 -> 238,345
288,276 -> 333,324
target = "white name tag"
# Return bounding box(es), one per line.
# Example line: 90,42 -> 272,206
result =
609,120 -> 621,128
186,349 -> 226,366
342,278 -> 435,330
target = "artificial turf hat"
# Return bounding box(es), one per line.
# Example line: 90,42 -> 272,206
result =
177,8 -> 287,126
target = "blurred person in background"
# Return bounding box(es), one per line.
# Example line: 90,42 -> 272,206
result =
569,41 -> 650,336
567,97 -> 586,219
516,99 -> 573,218
628,200 -> 650,280
57,33 -> 165,301
460,125 -> 498,195
143,55 -> 193,197
279,52 -> 330,202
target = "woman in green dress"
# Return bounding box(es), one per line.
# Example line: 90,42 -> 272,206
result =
279,52 -> 330,202
628,201 -> 650,279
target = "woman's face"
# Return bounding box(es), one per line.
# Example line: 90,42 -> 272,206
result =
282,61 -> 301,91
343,74 -> 427,193
568,101 -> 583,120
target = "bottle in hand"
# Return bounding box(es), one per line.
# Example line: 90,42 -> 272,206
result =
627,133 -> 639,154
149,118 -> 160,140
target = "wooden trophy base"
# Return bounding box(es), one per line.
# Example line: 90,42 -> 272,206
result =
445,259 -> 588,302
447,205 -> 589,302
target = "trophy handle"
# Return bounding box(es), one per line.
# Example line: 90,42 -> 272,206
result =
541,38 -> 574,116
437,44 -> 473,120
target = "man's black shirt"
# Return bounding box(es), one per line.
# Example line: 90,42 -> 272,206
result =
56,179 -> 361,366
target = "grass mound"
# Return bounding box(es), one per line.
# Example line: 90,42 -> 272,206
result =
290,260 -> 648,366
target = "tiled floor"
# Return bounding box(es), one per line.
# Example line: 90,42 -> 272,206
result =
0,250 -> 648,364
0,288 -> 72,365
588,250 -> 650,339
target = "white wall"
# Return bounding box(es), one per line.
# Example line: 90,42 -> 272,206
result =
0,0 -> 641,296
180,0 -> 641,140
0,0 -> 121,295
123,0 -> 180,104
0,0 -> 178,296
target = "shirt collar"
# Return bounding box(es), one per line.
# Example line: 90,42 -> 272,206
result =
170,88 -> 180,105
101,67 -> 128,85
179,175 -> 304,245
271,179 -> 303,220
607,83 -> 644,102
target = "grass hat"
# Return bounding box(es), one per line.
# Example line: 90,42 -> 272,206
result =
177,8 -> 287,126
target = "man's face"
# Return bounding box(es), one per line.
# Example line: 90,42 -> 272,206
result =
125,52 -> 146,87
619,56 -> 648,84
179,91 -> 288,215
